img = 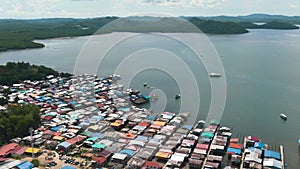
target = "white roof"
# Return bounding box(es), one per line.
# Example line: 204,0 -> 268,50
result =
263,158 -> 282,169
0,160 -> 22,169
210,144 -> 225,150
170,154 -> 185,162
112,153 -> 127,160
245,155 -> 262,163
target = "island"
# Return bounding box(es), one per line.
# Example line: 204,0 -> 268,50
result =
239,21 -> 300,30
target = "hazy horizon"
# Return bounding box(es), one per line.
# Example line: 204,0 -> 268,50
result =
0,0 -> 299,19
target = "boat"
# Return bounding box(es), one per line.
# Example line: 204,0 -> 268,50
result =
280,113 -> 287,120
175,94 -> 181,99
210,73 -> 221,78
143,83 -> 148,87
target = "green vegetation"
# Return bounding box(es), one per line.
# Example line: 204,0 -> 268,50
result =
196,14 -> 300,24
31,159 -> 40,167
259,21 -> 299,29
239,21 -> 299,30
0,15 -> 299,51
189,18 -> 249,34
0,62 -> 72,85
0,105 -> 40,145
0,97 -> 8,106
0,17 -> 117,51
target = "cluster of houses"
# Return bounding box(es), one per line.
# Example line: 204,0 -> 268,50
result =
0,74 -> 285,169
242,136 -> 283,169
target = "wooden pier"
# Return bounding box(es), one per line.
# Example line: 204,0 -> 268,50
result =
239,137 -> 247,169
280,145 -> 285,169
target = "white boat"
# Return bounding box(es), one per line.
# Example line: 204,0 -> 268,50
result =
175,94 -> 181,99
280,113 -> 287,120
209,73 -> 222,78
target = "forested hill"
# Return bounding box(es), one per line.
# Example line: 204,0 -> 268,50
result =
0,62 -> 71,85
0,15 -> 299,51
0,17 -> 248,51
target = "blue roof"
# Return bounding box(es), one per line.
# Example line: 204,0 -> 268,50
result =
254,142 -> 264,149
86,137 -> 98,142
91,116 -> 104,121
264,150 -> 281,160
51,126 -> 61,132
120,149 -> 136,156
60,165 -> 77,169
16,161 -> 33,169
182,125 -> 193,130
135,135 -> 149,141
227,148 -> 241,155
91,133 -> 104,139
118,107 -> 130,112
58,141 -> 71,148
147,115 -> 156,120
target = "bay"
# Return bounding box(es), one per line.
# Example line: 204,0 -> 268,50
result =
0,29 -> 300,168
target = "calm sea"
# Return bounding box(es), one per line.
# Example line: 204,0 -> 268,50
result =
0,29 -> 300,168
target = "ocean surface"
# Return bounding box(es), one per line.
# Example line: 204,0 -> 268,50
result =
1,29 -> 300,168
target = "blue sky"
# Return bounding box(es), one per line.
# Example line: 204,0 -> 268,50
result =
0,0 -> 299,18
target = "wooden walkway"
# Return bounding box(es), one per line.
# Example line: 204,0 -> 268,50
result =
280,145 -> 285,169
239,137 -> 247,169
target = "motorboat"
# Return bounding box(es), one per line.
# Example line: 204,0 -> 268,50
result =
280,113 -> 287,120
209,73 -> 222,78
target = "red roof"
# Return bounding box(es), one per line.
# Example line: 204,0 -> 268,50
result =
52,132 -> 61,136
66,135 -> 86,145
247,136 -> 260,142
92,157 -> 106,164
138,122 -> 150,127
142,161 -> 162,169
230,138 -> 239,143
196,143 -> 209,150
0,157 -> 9,162
229,143 -> 243,149
98,150 -> 112,158
10,146 -> 27,155
42,116 -> 54,121
0,143 -> 18,157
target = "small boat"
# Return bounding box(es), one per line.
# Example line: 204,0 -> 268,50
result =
280,113 -> 287,120
175,94 -> 181,99
210,73 -> 221,78
143,83 -> 148,87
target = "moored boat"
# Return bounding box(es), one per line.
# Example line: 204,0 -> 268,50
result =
280,113 -> 287,120
175,94 -> 181,99
209,73 -> 222,78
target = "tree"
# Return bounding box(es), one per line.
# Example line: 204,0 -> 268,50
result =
31,159 -> 40,167
0,105 -> 41,145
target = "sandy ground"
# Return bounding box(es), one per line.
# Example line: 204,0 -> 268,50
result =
22,150 -> 82,169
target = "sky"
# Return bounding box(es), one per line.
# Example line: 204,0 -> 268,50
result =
0,0 -> 299,19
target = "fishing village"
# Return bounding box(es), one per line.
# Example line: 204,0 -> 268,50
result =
0,74 -> 286,169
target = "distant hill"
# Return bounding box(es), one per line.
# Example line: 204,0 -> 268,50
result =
0,17 -> 117,51
0,14 -> 299,51
195,14 -> 300,24
239,21 -> 299,30
189,17 -> 248,34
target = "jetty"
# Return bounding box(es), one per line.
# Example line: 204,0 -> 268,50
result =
280,145 -> 285,169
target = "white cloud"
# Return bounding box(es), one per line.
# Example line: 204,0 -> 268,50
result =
190,0 -> 226,8
288,4 -> 298,9
143,0 -> 186,7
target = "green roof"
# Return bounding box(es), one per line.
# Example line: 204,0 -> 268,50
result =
92,143 -> 106,149
201,132 -> 214,138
